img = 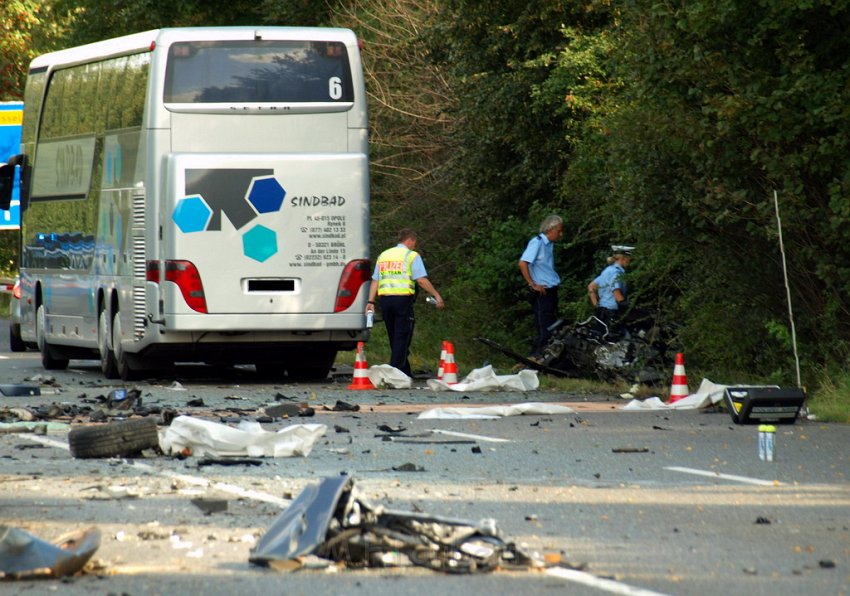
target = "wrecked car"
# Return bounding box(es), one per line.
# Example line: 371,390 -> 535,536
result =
477,315 -> 677,384
250,475 -> 537,573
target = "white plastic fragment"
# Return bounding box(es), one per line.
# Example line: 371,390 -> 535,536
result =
417,402 -> 575,420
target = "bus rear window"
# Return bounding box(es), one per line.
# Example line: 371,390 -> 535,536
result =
163,40 -> 353,104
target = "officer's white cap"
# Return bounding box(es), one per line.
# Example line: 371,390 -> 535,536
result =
611,245 -> 635,255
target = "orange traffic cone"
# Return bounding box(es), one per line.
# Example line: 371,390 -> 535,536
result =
437,341 -> 447,380
348,342 -> 376,390
442,342 -> 458,385
667,352 -> 689,403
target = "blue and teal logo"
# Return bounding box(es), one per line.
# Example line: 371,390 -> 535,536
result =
172,169 -> 285,262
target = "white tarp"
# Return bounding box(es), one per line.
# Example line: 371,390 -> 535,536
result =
159,416 -> 326,457
367,364 -> 413,389
418,402 -> 575,420
366,364 -> 539,392
426,365 -> 539,392
621,378 -> 777,411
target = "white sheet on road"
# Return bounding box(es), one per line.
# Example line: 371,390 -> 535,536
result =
367,364 -> 413,389
426,365 -> 539,392
367,364 -> 539,392
621,378 -> 777,410
418,402 -> 575,420
159,416 -> 327,457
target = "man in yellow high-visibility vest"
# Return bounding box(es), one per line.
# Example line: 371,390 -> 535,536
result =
366,229 -> 444,376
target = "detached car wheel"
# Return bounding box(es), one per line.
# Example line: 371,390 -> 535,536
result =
68,417 -> 159,459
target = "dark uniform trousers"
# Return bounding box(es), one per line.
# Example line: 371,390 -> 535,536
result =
380,294 -> 415,376
530,286 -> 559,355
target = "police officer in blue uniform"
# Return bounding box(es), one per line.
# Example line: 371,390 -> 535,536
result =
519,215 -> 564,357
588,245 -> 634,337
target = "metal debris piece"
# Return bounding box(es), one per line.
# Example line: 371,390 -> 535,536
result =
0,385 -> 41,397
328,400 -> 360,412
611,447 -> 649,453
250,475 -> 537,573
197,457 -> 263,467
191,497 -> 229,515
0,525 -> 101,579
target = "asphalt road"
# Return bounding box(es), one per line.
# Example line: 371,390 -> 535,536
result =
0,323 -> 847,595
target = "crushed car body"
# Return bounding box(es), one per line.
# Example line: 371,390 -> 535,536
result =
250,475 -> 538,573
477,315 -> 675,383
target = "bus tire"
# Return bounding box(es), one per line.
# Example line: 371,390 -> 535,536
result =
36,304 -> 69,370
99,309 -> 119,379
68,417 -> 160,459
286,349 -> 336,381
255,361 -> 287,380
9,321 -> 26,352
112,312 -> 141,381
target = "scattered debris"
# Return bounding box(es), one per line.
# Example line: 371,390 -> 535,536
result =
327,400 -> 360,412
191,497 -> 228,515
0,385 -> 40,397
0,423 -> 47,435
392,462 -> 425,472
24,374 -> 60,386
377,424 -> 405,433
197,457 -> 263,467
106,388 -> 142,410
82,484 -> 142,500
754,517 -> 772,525
249,475 -> 538,573
0,525 -> 101,579
611,447 -> 649,453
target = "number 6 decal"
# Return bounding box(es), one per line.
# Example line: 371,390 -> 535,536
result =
329,77 -> 342,100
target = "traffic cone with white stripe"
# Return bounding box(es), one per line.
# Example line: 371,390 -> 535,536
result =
442,342 -> 458,385
348,342 -> 376,390
667,352 -> 689,403
437,341 -> 447,380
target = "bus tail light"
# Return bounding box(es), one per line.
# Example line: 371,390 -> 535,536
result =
145,261 -> 160,283
334,259 -> 371,312
164,260 -> 208,313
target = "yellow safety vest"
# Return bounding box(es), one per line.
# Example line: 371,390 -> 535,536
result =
376,246 -> 417,296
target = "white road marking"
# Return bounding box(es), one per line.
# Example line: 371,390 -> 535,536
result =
664,466 -> 783,486
429,429 -> 511,443
546,566 -> 670,595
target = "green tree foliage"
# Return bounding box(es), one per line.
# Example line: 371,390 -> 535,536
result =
51,0 -> 334,45
327,0 -> 460,281
424,1 -> 616,350
0,1 -> 68,99
577,0 -> 850,379
426,1 -> 612,222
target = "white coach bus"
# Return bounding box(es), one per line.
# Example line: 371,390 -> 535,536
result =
0,27 -> 371,380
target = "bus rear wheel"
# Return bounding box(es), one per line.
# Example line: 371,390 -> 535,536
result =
36,304 -> 69,370
112,312 -> 141,381
99,309 -> 119,379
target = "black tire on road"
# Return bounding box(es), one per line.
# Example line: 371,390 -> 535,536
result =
68,417 -> 160,459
